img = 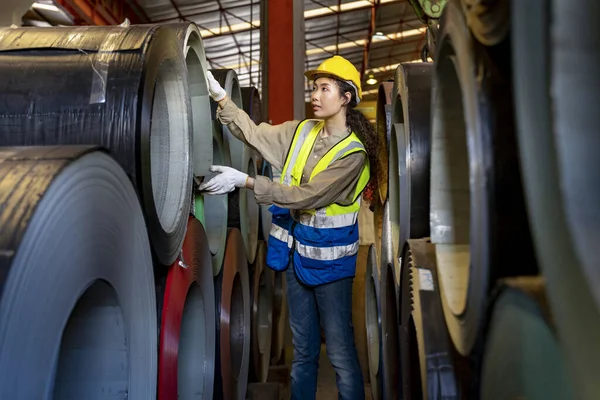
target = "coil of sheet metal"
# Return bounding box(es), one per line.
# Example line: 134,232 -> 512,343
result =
480,278 -> 574,400
169,22 -> 213,178
210,69 -> 245,171
0,146 -> 157,399
430,0 -> 537,357
228,146 -> 260,263
214,228 -> 250,400
365,244 -> 383,400
0,25 -> 193,267
399,239 -> 459,400
203,112 -> 232,275
512,1 -> 600,397
249,241 -> 274,383
393,63 -> 433,250
241,86 -> 263,125
380,201 -> 400,400
353,245 -> 371,384
375,81 -> 394,204
158,216 -> 215,400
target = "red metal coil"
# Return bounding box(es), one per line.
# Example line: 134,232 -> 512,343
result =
158,216 -> 215,399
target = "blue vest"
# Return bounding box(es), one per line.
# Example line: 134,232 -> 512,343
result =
265,120 -> 369,286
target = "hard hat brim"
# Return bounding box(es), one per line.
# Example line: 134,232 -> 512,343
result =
305,69 -> 339,81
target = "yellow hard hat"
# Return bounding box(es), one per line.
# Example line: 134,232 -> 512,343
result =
305,55 -> 362,102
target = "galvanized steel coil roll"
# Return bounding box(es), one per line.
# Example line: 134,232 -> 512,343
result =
0,25 -> 193,267
204,118 -> 232,275
170,22 -> 213,178
214,228 -> 250,400
480,280 -> 574,400
241,86 -> 263,125
393,62 -> 433,250
0,146 -> 157,399
353,245 -> 371,384
512,1 -> 600,397
365,244 -> 383,400
399,239 -> 459,400
380,199 -> 400,400
431,1 -> 537,356
375,81 -> 394,204
210,69 -> 245,171
249,241 -> 274,383
157,216 -> 215,400
228,146 -> 260,264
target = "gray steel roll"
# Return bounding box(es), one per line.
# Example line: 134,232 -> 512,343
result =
204,121 -> 232,276
365,244 -> 383,399
431,0 -> 537,356
480,280 -> 574,400
375,81 -> 394,204
210,69 -> 245,171
0,25 -> 193,267
0,146 -> 157,399
512,0 -> 600,397
214,228 -> 251,400
249,241 -> 274,383
170,22 -> 213,178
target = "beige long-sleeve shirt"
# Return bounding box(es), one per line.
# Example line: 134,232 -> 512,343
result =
217,99 -> 367,211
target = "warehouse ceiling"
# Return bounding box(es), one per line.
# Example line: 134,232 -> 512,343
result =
21,0 -> 428,100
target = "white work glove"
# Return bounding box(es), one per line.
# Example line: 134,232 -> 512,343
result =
199,165 -> 248,195
206,70 -> 227,102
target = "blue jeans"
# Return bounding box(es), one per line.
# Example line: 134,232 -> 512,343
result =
286,266 -> 364,400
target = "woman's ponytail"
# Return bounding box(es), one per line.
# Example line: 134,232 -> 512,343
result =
337,80 -> 379,206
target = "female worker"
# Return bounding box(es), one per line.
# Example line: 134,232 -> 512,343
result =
200,55 -> 378,400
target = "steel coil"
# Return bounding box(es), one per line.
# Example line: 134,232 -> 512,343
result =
394,62 -> 433,249
170,22 -> 213,178
0,146 -> 157,399
270,271 -> 288,365
380,200 -> 400,400
228,146 -> 260,264
0,25 -> 193,267
214,228 -> 250,400
375,81 -> 394,204
249,241 -> 274,383
210,69 -> 245,171
203,122 -> 232,275
353,245 -> 371,384
258,160 -> 273,243
241,86 -> 263,125
158,216 -> 215,399
511,0 -> 600,397
480,280 -> 574,400
431,1 -> 537,356
365,244 -> 383,400
399,239 -> 459,400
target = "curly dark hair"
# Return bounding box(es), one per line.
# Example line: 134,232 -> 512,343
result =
335,79 -> 379,205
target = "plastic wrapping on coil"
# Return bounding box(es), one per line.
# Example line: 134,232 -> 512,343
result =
0,25 -> 193,267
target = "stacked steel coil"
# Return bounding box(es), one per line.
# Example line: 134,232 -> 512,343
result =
365,0 -> 599,399
0,24 -> 286,400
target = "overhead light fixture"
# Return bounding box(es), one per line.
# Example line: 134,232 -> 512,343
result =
32,2 -> 61,12
366,75 -> 378,85
372,31 -> 386,42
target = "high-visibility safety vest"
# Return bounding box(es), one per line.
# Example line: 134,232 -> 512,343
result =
266,119 -> 370,286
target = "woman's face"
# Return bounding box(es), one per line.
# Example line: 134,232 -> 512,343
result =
310,76 -> 350,119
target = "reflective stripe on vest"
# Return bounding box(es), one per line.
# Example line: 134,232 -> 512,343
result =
269,223 -> 293,248
265,119 -> 370,283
